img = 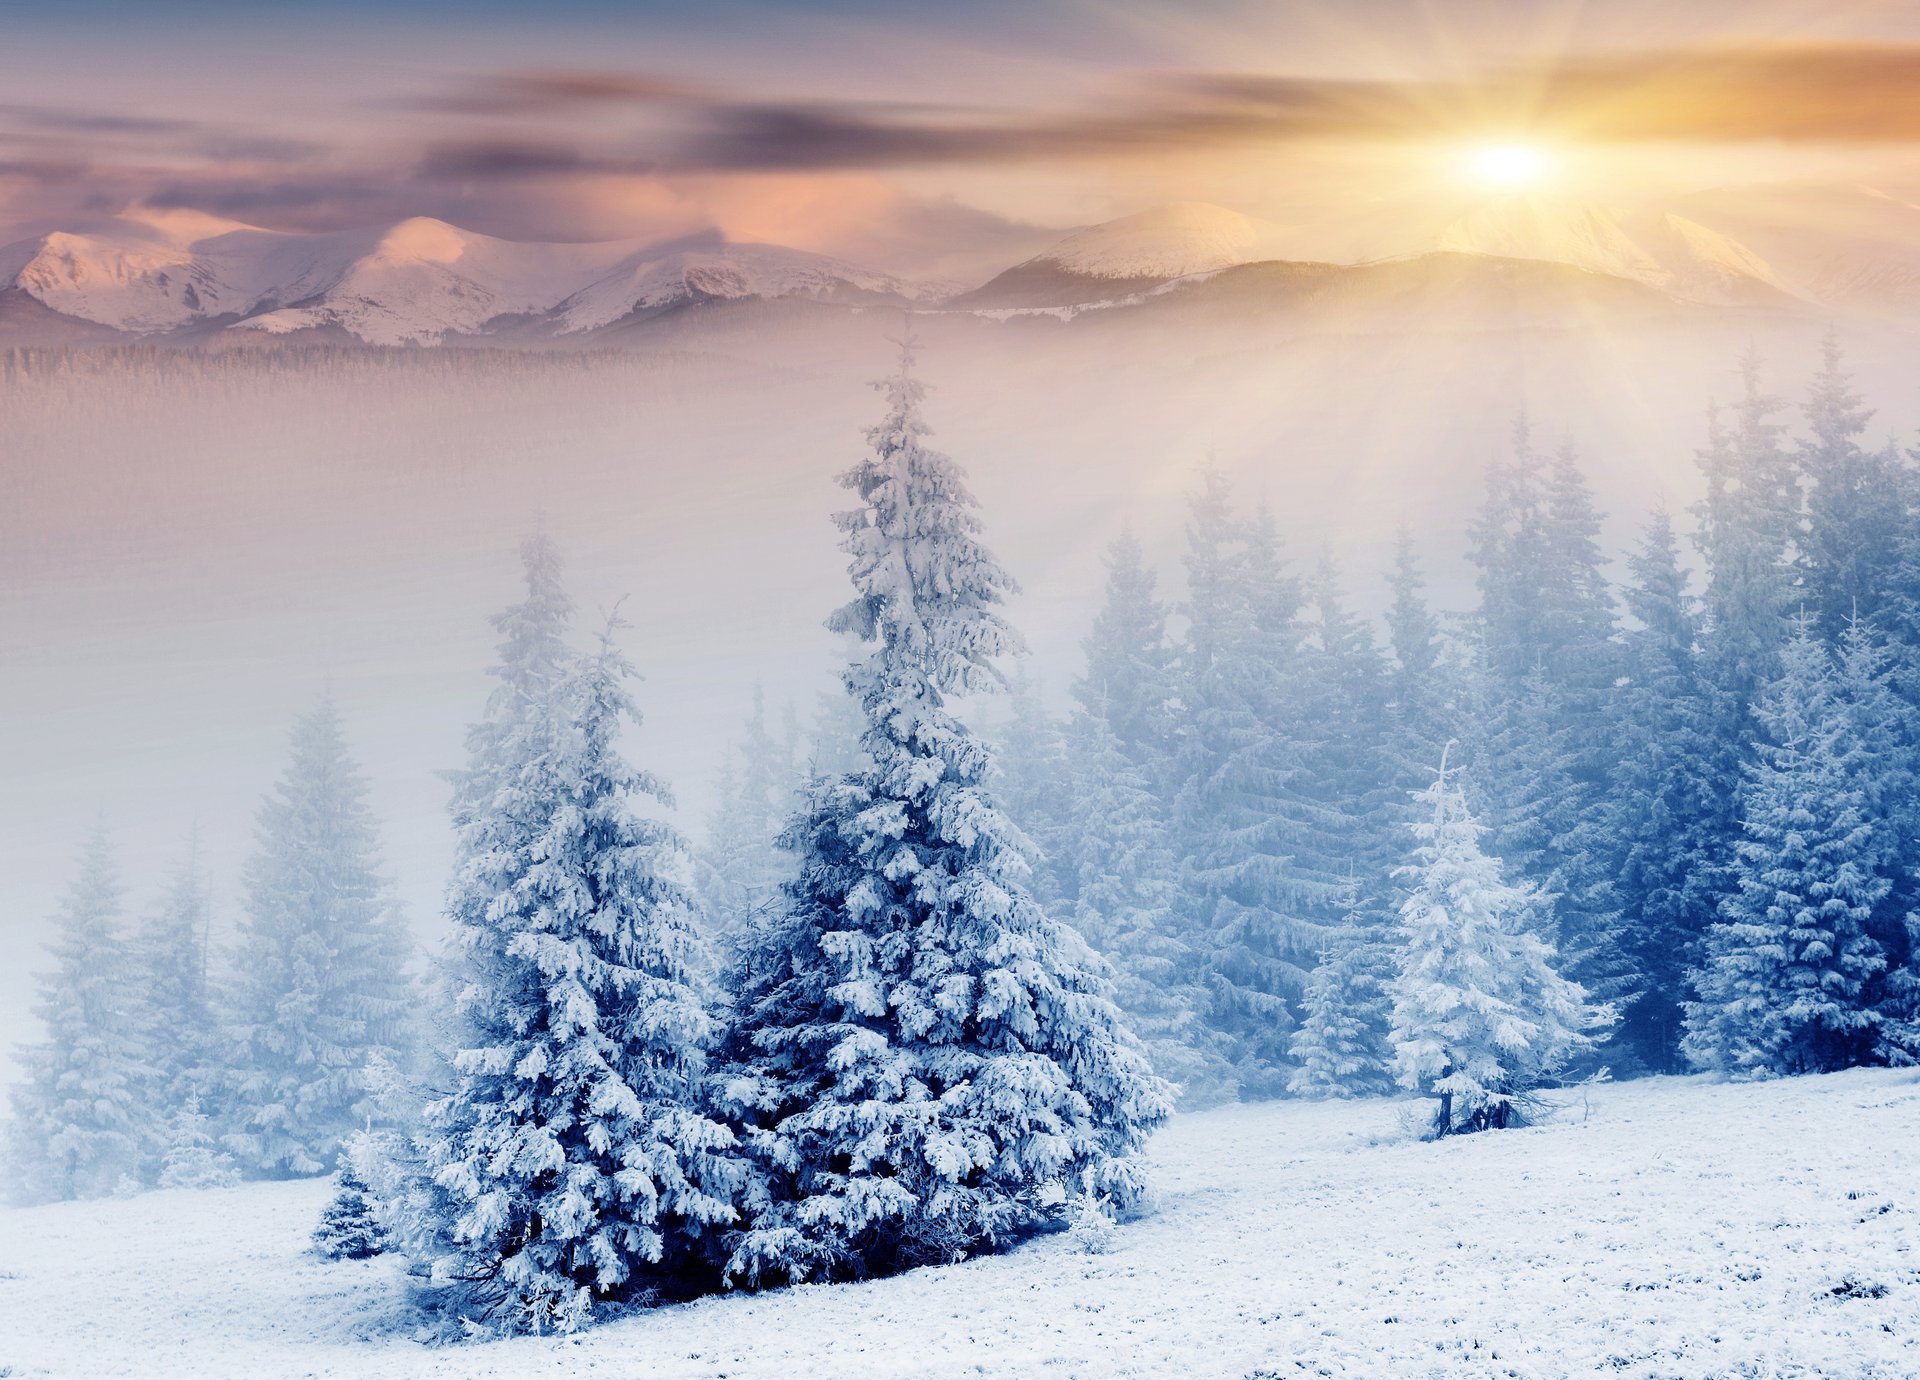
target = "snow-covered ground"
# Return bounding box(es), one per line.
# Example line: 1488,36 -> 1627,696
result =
3,1071 -> 1916,1378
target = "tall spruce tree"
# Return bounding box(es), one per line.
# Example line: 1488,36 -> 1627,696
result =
991,672 -> 1078,914
225,698 -> 414,1177
1073,528 -> 1174,772
1606,512 -> 1735,1070
1828,619 -> 1920,1062
1695,354 -> 1799,724
6,826 -> 146,1202
1683,623 -> 1890,1076
1799,335 -> 1905,644
378,541 -> 738,1335
133,835 -> 219,1139
1466,434 -> 1628,1039
1172,490 -> 1331,1096
721,342 -> 1169,1286
1384,526 -> 1450,783
1281,555 -> 1402,1096
1388,755 -> 1607,1135
1064,705 -> 1229,1105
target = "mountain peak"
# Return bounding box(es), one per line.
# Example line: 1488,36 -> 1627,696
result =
1436,196 -> 1790,305
372,216 -> 482,262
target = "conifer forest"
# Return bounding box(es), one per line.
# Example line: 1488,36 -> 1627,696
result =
9,5 -> 1920,1375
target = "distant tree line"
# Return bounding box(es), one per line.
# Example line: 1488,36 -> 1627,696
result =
934,337 -> 1920,1105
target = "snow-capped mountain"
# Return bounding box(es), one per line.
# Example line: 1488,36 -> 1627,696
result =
0,212 -> 934,345
549,238 -> 936,334
1436,198 -> 1792,307
951,203 -> 1294,309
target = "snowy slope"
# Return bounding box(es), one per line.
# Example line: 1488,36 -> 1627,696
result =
0,214 -> 931,345
1437,197 -> 1794,306
952,203 -> 1293,308
4,1070 -> 1916,1377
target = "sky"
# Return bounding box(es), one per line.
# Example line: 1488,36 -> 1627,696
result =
8,1 -> 1920,271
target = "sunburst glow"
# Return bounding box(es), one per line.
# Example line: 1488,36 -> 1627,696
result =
1467,143 -> 1553,189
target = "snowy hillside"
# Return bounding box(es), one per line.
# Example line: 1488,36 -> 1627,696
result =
5,1071 -> 1916,1378
0,213 -> 932,345
1437,197 -> 1794,306
951,203 -> 1293,308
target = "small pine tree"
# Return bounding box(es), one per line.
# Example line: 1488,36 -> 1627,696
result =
1683,624 -> 1890,1076
1388,751 -> 1609,1136
312,1159 -> 385,1259
721,340 -> 1170,1287
6,826 -> 147,1202
157,1097 -> 240,1191
1287,921 -> 1395,1099
225,698 -> 414,1177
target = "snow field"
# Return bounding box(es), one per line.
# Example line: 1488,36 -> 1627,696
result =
2,1070 -> 1915,1379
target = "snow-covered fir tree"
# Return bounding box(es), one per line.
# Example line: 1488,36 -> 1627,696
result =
1172,491 -> 1327,1097
1388,752 -> 1609,1135
1798,335 -> 1906,645
1287,919 -> 1396,1099
157,1096 -> 240,1190
133,835 -> 219,1157
1466,435 -> 1629,1042
698,685 -> 800,955
312,1160 -> 386,1259
1276,556 -> 1403,1097
1384,526 -> 1452,784
721,340 -> 1170,1286
1605,511 -> 1737,1070
6,826 -> 147,1202
1064,704 -> 1230,1105
1073,528 -> 1174,772
1684,622 -> 1893,1076
1694,355 -> 1800,747
224,697 -> 415,1177
379,541 -> 738,1334
991,671 -> 1078,914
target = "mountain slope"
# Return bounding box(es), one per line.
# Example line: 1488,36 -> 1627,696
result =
1675,183 -> 1920,318
1436,198 -> 1793,306
551,237 -> 936,335
951,202 -> 1294,309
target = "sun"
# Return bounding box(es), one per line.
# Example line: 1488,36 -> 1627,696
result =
1466,143 -> 1553,189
